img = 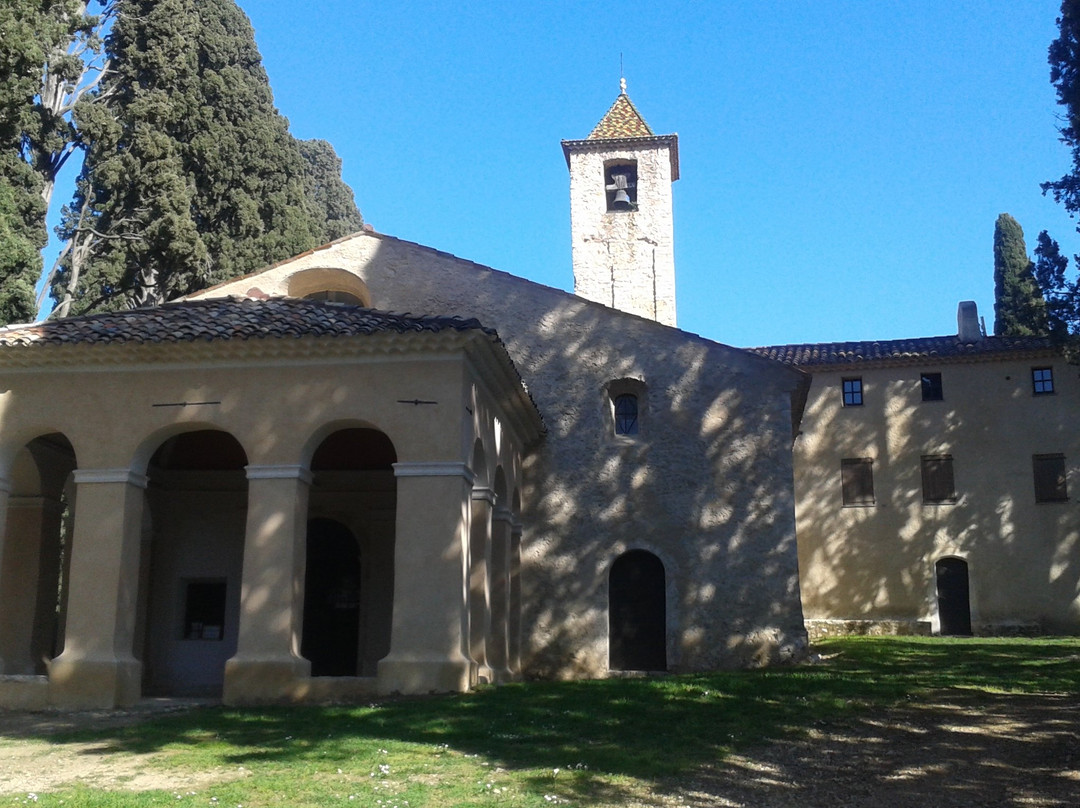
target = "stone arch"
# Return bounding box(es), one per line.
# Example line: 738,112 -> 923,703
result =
140,429 -> 249,696
935,556 -> 972,636
287,267 -> 372,306
0,433 -> 77,676
304,426 -> 397,677
609,549 -> 667,671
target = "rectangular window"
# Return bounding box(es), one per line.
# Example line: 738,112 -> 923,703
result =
920,372 -> 943,401
183,579 -> 227,640
921,455 -> 957,504
841,458 -> 875,506
842,377 -> 863,407
1033,454 -> 1068,502
1033,367 -> 1055,395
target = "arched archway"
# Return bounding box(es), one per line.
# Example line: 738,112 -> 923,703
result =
936,557 -> 972,636
305,427 -> 396,677
0,433 -> 76,675
609,550 -> 667,671
141,429 -> 248,696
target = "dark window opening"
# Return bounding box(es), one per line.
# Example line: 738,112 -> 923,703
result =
614,394 -> 639,435
841,458 -> 875,506
842,377 -> 863,407
921,372 -> 944,401
304,290 -> 363,305
183,580 -> 226,640
1033,367 -> 1055,395
605,161 -> 638,211
921,455 -> 957,504
1034,454 -> 1068,502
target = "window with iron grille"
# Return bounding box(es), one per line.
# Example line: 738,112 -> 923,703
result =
921,455 -> 957,504
614,394 -> 639,435
841,458 -> 875,506
1033,454 -> 1068,502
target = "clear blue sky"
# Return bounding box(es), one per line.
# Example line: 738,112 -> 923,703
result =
74,2 -> 1080,347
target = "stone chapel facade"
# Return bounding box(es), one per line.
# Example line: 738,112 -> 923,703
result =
0,88 -> 810,709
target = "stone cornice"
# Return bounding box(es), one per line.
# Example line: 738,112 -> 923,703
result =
393,462 -> 476,484
73,468 -> 149,488
246,465 -> 314,485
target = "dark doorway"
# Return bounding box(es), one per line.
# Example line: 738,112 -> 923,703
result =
936,557 -> 972,636
302,518 -> 361,676
609,550 -> 667,671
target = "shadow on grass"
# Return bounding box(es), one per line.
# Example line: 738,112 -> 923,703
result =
18,637 -> 1080,803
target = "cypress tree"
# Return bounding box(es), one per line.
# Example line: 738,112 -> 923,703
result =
299,138 -> 364,242
53,0 -> 361,314
992,213 -> 1048,337
0,0 -> 90,323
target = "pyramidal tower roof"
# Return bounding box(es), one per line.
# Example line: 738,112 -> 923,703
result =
588,80 -> 655,139
561,78 -> 679,180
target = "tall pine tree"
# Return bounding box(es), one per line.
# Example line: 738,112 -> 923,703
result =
993,213 -> 1048,337
52,0 -> 361,315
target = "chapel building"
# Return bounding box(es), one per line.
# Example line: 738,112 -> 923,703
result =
0,86 -> 810,709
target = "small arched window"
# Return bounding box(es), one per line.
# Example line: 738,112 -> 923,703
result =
614,394 -> 639,435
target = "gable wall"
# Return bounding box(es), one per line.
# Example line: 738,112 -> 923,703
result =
202,234 -> 810,674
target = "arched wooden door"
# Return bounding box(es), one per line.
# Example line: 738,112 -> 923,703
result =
609,550 -> 667,671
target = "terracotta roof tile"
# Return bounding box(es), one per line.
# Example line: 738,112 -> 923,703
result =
751,334 -> 1056,367
0,297 -> 494,348
588,92 -> 655,139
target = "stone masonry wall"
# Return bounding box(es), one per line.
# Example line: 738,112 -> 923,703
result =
568,144 -> 676,327
197,232 -> 810,676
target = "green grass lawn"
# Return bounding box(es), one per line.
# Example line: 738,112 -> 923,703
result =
5,636 -> 1079,807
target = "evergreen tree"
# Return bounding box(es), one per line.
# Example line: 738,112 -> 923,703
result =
1039,0 -> 1080,344
299,138 -> 364,242
1034,230 -> 1080,345
0,0 -> 97,323
992,213 -> 1048,337
52,0 -> 361,315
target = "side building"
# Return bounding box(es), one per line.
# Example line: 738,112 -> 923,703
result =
756,302 -> 1080,637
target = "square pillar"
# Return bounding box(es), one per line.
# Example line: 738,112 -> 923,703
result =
508,518 -> 523,675
469,486 -> 494,684
48,469 -> 147,709
0,476 -> 9,673
489,505 -> 513,681
378,461 -> 474,694
223,465 -> 312,705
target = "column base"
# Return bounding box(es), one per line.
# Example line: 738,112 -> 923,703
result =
223,655 -> 312,705
377,655 -> 473,694
47,654 -> 142,709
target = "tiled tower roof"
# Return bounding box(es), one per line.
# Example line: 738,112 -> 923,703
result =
588,91 -> 655,139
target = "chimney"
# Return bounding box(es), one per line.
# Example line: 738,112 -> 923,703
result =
957,301 -> 983,343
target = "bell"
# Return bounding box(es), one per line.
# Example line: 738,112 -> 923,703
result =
612,189 -> 632,208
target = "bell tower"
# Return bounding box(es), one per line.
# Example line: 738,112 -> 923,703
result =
561,80 -> 679,326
